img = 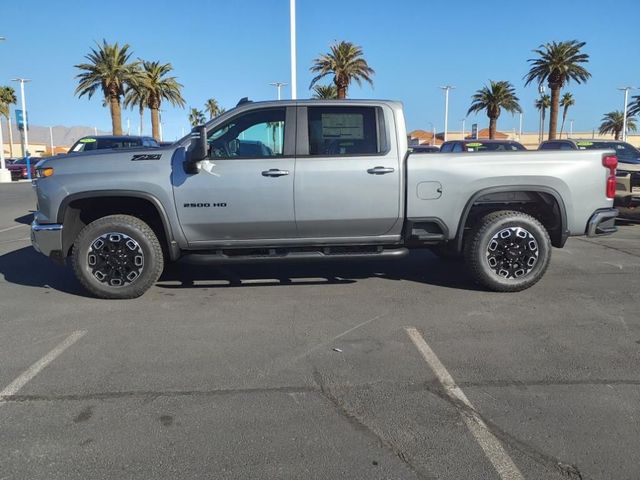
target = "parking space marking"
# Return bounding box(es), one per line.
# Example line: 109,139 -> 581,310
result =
405,327 -> 524,480
0,330 -> 87,402
0,224 -> 28,234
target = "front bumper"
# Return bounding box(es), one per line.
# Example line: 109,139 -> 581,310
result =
586,208 -> 618,237
31,220 -> 63,258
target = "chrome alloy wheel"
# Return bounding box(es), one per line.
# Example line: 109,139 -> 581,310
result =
87,232 -> 144,287
485,227 -> 539,279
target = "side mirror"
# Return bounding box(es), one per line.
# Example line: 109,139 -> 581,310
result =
184,125 -> 207,174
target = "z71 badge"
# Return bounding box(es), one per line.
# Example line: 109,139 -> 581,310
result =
131,154 -> 162,161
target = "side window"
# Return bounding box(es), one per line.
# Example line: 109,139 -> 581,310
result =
207,108 -> 285,159
452,142 -> 463,153
540,142 -> 559,150
440,143 -> 453,153
307,106 -> 384,156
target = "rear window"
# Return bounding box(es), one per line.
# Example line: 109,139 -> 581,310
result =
307,106 -> 385,156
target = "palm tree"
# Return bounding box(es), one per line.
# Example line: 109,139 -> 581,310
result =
75,40 -> 139,135
189,108 -> 206,127
598,111 -> 637,140
131,60 -> 185,141
309,41 -> 374,99
559,92 -> 575,138
535,94 -> 551,139
524,40 -> 591,140
0,86 -> 17,157
312,84 -> 338,99
466,81 -> 522,139
628,94 -> 640,118
205,98 -> 222,120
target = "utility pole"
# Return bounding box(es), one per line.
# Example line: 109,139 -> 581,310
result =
439,86 -> 455,142
290,0 -> 297,100
618,86 -> 637,142
49,126 -> 54,155
269,82 -> 288,100
12,78 -> 31,179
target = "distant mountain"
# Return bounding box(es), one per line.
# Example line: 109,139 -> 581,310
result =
3,124 -> 111,148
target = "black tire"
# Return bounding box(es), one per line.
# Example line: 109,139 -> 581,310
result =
464,210 -> 551,292
72,215 -> 164,299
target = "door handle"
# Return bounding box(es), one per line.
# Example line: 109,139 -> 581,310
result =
262,169 -> 290,177
367,166 -> 395,175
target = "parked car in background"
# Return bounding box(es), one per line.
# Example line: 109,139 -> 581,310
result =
68,135 -> 160,153
409,144 -> 440,153
439,139 -> 527,152
539,139 -> 640,207
7,157 -> 39,180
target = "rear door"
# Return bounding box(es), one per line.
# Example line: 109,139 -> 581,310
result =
293,105 -> 401,239
172,106 -> 296,244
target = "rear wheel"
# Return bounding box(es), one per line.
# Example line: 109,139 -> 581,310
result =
72,215 -> 164,299
464,210 -> 551,292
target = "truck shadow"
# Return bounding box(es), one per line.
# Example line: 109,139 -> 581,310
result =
0,247 -> 483,296
0,246 -> 85,296
157,250 -> 483,292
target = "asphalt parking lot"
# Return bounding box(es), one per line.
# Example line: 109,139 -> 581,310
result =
1,181 -> 639,480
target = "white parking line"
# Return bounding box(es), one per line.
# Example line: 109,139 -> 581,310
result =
0,224 -> 28,234
0,331 -> 87,402
405,327 -> 524,480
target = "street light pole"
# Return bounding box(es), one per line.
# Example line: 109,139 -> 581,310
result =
538,85 -> 545,144
289,0 -> 297,100
569,119 -> 574,138
519,113 -> 523,139
269,82 -> 288,100
440,85 -> 455,142
461,119 -> 465,140
618,86 -> 637,142
12,78 -> 31,179
49,126 -> 54,155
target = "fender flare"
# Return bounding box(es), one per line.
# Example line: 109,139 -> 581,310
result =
454,185 -> 569,251
57,190 -> 180,261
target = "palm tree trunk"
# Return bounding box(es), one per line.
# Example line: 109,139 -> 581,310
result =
139,107 -> 144,135
151,107 -> 160,141
548,86 -> 560,140
614,129 -> 621,141
559,108 -> 568,139
109,95 -> 123,135
336,81 -> 347,99
488,117 -> 497,139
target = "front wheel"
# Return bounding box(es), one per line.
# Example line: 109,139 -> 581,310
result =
464,210 -> 551,292
72,215 -> 164,299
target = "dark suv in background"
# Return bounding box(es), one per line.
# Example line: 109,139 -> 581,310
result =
539,139 -> 640,207
439,139 -> 527,152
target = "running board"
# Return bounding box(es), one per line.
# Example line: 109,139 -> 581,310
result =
182,246 -> 409,265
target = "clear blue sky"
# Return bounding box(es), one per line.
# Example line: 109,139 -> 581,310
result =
1,0 -> 638,141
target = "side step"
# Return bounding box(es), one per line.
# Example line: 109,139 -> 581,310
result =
182,246 -> 409,265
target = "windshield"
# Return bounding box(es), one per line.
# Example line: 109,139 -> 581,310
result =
464,142 -> 525,152
574,141 -> 640,164
71,137 -> 144,152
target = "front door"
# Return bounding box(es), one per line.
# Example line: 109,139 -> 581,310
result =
173,107 -> 296,245
293,105 -> 401,238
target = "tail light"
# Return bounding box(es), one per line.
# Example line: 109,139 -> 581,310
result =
20,167 -> 27,177
603,155 -> 617,199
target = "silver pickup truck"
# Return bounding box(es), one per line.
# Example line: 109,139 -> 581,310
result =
31,99 -> 618,298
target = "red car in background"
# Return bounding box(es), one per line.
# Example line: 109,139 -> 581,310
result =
7,158 -> 38,180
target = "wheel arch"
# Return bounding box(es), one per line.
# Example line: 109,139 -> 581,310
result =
454,185 -> 569,252
58,190 -> 180,261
